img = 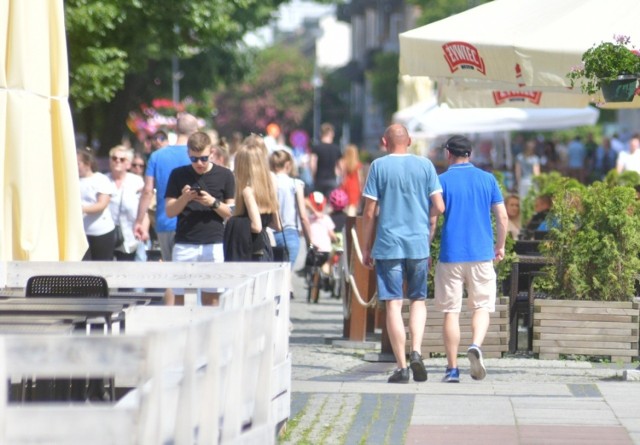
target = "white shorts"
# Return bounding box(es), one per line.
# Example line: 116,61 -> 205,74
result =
434,261 -> 496,313
172,243 -> 224,294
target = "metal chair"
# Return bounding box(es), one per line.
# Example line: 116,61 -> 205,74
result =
509,259 -> 548,353
25,275 -> 109,298
23,275 -> 112,402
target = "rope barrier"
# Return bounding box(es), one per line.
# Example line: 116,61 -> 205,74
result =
346,227 -> 378,309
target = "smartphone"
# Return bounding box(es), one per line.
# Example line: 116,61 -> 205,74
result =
191,184 -> 203,195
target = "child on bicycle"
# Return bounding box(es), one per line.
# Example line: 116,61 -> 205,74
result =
307,191 -> 338,278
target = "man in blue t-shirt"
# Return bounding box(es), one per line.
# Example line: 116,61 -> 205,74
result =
362,124 -> 444,384
134,113 -> 197,261
434,135 -> 507,383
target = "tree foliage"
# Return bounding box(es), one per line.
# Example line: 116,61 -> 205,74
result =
213,45 -> 314,137
65,0 -> 288,148
368,52 -> 399,124
407,0 -> 491,26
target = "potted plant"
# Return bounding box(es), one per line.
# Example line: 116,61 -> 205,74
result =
532,181 -> 640,362
567,35 -> 640,102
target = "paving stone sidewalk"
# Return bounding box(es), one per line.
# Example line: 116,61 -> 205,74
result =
281,271 -> 640,445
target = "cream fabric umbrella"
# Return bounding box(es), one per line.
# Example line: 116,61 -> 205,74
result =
399,0 -> 640,108
393,99 -> 600,138
0,0 -> 87,260
437,79 -> 591,109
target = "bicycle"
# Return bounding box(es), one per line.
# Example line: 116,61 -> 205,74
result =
305,246 -> 329,304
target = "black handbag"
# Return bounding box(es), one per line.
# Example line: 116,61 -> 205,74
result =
113,225 -> 125,248
113,193 -> 125,248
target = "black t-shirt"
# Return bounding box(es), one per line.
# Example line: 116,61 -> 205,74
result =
312,142 -> 342,184
165,163 -> 235,244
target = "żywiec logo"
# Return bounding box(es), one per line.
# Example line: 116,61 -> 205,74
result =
492,91 -> 543,105
442,42 -> 486,75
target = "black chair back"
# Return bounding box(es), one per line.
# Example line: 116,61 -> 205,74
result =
25,275 -> 109,298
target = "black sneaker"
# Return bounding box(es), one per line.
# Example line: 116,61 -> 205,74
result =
387,367 -> 410,384
409,351 -> 428,382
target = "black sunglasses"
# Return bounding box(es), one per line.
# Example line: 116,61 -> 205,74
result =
189,155 -> 210,163
111,156 -> 128,162
131,162 -> 145,168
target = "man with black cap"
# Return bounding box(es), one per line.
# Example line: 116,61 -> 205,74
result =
433,135 -> 508,383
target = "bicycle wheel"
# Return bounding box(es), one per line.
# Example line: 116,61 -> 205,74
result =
307,267 -> 321,304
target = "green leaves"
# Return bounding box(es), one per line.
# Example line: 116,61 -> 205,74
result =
538,181 -> 640,301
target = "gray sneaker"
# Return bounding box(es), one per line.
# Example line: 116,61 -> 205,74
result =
388,367 -> 410,384
467,345 -> 486,381
409,351 -> 428,382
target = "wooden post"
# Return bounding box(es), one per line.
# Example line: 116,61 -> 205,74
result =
343,217 -> 376,342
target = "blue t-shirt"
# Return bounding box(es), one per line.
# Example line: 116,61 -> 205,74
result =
438,163 -> 503,263
146,144 -> 191,232
363,154 -> 442,260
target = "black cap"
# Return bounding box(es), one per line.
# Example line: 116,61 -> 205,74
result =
443,135 -> 472,157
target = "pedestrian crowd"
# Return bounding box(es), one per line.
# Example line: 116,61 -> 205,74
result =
77,117 -> 549,384
76,116 -> 363,303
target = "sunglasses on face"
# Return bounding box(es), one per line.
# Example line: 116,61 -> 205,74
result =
111,156 -> 128,163
131,163 -> 145,168
189,155 -> 210,163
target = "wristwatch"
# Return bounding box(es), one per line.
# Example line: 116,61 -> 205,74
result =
211,199 -> 221,210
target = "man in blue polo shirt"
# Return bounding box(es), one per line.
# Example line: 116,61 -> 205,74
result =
434,135 -> 508,383
362,124 -> 444,384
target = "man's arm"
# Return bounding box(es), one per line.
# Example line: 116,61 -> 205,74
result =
492,202 -> 508,262
429,191 -> 445,243
134,176 -> 155,241
361,197 -> 377,269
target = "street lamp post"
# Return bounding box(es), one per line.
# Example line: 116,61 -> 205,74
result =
312,65 -> 323,144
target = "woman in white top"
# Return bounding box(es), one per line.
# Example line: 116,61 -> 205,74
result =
270,149 -> 312,269
505,194 -> 521,240
106,145 -> 147,261
515,139 -> 541,201
77,149 -> 116,260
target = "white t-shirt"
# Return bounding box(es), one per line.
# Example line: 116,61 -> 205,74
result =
80,172 -> 115,236
617,150 -> 640,174
107,172 -> 144,253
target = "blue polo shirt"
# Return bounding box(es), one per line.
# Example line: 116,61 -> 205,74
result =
438,163 -> 503,263
363,154 -> 442,260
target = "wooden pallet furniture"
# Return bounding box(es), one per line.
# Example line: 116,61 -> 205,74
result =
532,299 -> 640,363
402,297 -> 510,358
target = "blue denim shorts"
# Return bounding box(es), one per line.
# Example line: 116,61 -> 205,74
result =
375,258 -> 428,301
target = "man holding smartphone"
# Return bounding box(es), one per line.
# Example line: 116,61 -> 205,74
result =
165,131 -> 235,305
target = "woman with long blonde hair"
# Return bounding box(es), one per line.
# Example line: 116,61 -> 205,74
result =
224,135 -> 281,261
339,144 -> 363,216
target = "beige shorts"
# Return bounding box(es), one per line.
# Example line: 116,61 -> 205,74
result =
434,261 -> 496,313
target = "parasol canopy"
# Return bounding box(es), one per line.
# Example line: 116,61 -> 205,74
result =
0,0 -> 87,260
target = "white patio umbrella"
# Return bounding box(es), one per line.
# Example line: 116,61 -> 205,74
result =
437,79 -> 591,109
399,0 -> 640,108
394,100 -> 600,138
0,0 -> 87,260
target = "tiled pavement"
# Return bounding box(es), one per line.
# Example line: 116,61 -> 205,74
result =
282,263 -> 640,445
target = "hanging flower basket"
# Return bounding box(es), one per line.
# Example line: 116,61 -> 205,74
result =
600,75 -> 638,102
567,35 -> 640,102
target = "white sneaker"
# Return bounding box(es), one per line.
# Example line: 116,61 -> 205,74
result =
467,345 -> 486,381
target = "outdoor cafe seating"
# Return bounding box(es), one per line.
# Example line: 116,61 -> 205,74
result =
509,239 -> 549,353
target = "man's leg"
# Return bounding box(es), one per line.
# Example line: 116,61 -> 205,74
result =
467,262 -> 496,381
443,312 -> 461,369
158,231 -> 176,305
471,308 -> 490,347
408,300 -> 426,353
386,299 -> 407,369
